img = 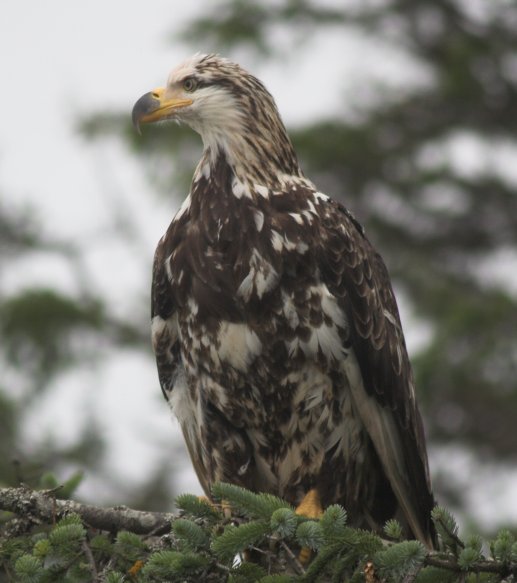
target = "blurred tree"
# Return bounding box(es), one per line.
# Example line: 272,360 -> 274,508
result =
0,196 -> 175,510
82,0 -> 517,518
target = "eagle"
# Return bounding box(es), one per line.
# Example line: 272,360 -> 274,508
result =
132,53 -> 436,547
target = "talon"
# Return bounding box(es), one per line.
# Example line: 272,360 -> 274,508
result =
298,546 -> 313,564
128,560 -> 144,577
295,488 -> 323,519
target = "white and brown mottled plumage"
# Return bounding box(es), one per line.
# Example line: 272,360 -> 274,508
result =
132,53 -> 436,547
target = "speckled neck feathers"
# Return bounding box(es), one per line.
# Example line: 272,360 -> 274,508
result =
184,54 -> 303,190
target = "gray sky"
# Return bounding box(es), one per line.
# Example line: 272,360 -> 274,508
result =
1,0 -> 205,499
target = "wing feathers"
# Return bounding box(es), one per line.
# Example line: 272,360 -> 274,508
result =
344,350 -> 434,547
322,199 -> 435,546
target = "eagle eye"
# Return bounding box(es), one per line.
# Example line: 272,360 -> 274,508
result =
183,78 -> 198,92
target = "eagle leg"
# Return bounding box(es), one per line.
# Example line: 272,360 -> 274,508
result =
295,488 -> 323,564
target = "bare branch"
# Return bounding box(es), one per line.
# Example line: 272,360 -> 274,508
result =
425,554 -> 510,577
81,540 -> 99,582
0,486 -> 173,535
280,540 -> 306,576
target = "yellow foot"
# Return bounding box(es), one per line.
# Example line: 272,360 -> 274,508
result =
128,560 -> 144,577
295,488 -> 323,564
295,488 -> 323,519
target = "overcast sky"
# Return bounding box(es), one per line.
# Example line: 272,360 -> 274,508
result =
2,0 -> 516,528
1,0 -> 208,499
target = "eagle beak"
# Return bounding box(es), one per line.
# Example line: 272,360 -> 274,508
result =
132,87 -> 193,133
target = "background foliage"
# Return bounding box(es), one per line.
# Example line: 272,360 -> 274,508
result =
1,0 -> 516,545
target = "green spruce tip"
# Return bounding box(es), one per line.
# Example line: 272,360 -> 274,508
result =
175,492 -> 222,519
89,533 -> 113,558
464,533 -> 483,553
14,554 -> 44,582
458,546 -> 481,570
54,513 -> 83,527
374,540 -> 427,579
319,504 -> 347,539
172,517 -> 210,551
32,538 -> 51,559
270,507 -> 298,538
302,541 -> 344,581
114,530 -> 148,565
212,482 -> 291,519
229,561 -> 267,582
104,572 -> 126,583
65,559 -> 93,581
48,517 -> 86,559
141,549 -> 209,579
352,529 -> 384,557
383,518 -> 403,541
302,528 -> 383,582
431,506 -> 460,551
492,529 -> 515,563
296,520 -> 325,550
212,520 -> 271,560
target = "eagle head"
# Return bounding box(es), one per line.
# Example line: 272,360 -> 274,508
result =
132,53 -> 299,179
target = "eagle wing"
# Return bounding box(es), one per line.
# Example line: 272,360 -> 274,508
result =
151,240 -> 179,400
320,200 -> 435,547
151,214 -> 212,497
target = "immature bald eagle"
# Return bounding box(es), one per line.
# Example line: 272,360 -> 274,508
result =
133,54 -> 436,546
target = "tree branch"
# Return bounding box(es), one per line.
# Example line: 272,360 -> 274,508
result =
1,486 -> 516,581
424,555 -> 510,577
0,486 -> 173,535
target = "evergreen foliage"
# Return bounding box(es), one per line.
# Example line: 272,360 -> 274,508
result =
270,508 -> 298,539
383,518 -> 404,542
175,493 -> 223,520
172,518 -> 210,551
212,482 -> 292,520
2,483 -> 517,582
212,520 -> 271,561
431,506 -> 461,552
374,540 -> 427,581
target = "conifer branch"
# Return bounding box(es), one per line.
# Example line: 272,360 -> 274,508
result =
2,485 -> 516,582
81,540 -> 99,582
0,486 -> 173,535
280,540 -> 306,575
425,554 -> 511,576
